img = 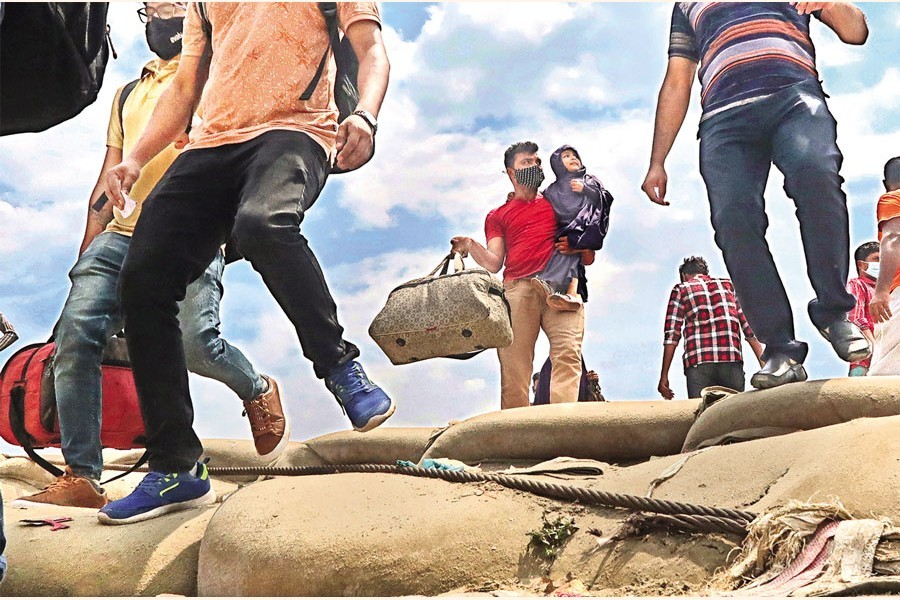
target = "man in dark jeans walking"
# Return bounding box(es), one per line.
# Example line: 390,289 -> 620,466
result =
101,3 -> 391,524
642,2 -> 871,389
658,256 -> 763,399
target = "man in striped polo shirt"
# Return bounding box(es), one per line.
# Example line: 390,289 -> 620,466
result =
641,2 -> 871,389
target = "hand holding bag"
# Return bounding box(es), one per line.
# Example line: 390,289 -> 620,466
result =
369,253 -> 513,365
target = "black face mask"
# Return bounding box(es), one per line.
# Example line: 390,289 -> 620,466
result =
514,164 -> 545,190
145,16 -> 184,60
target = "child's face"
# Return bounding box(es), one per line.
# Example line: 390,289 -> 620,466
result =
561,149 -> 582,172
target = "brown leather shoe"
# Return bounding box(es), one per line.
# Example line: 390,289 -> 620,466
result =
243,374 -> 290,459
12,467 -> 109,509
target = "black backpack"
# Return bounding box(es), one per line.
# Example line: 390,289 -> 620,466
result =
196,2 -> 369,173
0,3 -> 113,136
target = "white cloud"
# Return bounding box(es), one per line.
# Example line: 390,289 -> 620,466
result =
454,3 -> 578,39
813,29 -> 864,67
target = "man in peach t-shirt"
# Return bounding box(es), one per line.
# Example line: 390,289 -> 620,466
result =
101,4 -> 391,524
869,157 -> 900,375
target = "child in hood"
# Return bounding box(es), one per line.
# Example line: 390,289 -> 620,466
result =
536,145 -> 612,310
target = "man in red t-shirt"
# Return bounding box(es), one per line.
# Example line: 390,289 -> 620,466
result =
452,141 -> 589,409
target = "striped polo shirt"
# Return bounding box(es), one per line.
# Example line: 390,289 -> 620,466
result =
668,2 -> 823,118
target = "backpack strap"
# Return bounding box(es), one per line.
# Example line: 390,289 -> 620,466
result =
117,78 -> 140,131
99,450 -> 149,485
300,2 -> 339,102
197,2 -> 212,44
7,344 -> 64,477
9,386 -> 63,477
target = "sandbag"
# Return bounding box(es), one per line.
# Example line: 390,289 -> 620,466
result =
300,427 -> 441,465
422,401 -> 699,464
682,377 -> 900,452
2,503 -> 216,596
197,474 -> 544,596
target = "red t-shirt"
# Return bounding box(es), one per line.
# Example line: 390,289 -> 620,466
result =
484,194 -> 556,281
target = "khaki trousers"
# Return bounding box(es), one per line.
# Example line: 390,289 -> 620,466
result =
498,278 -> 584,409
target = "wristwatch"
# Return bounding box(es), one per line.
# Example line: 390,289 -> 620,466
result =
351,109 -> 378,136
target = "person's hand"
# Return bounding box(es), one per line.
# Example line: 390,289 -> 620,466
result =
792,2 -> 831,15
641,164 -> 669,206
450,236 -> 472,257
105,158 -> 142,210
570,179 -> 585,193
335,114 -> 375,171
173,131 -> 191,150
581,249 -> 595,266
871,290 -> 893,324
658,376 -> 674,400
556,236 -> 579,255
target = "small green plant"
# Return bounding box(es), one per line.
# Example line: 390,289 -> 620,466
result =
528,513 -> 579,559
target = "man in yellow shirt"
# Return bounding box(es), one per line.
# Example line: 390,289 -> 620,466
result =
14,2 -> 284,511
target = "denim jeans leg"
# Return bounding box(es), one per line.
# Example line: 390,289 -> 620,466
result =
180,251 -> 265,401
771,84 -> 856,328
700,108 -> 808,363
230,130 -> 359,379
55,232 -> 129,480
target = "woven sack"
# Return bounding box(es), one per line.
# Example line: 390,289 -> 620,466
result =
369,253 -> 512,365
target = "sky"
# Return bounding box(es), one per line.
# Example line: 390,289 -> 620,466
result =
0,2 -> 899,452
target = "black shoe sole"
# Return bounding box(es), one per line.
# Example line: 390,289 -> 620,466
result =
750,365 -> 808,390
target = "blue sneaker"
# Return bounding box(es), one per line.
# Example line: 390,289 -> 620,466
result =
325,360 -> 395,432
97,462 -> 216,525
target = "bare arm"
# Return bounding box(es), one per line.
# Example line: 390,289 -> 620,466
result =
794,2 -> 868,44
871,217 -> 900,324
747,337 -> 765,366
450,236 -> 505,274
658,344 -> 677,400
336,20 -> 391,171
79,145 -> 123,257
641,57 -> 697,206
105,54 -> 210,209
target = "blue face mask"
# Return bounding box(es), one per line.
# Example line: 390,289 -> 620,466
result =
866,262 -> 881,279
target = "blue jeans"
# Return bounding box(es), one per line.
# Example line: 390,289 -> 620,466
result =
699,80 -> 856,363
54,231 -> 265,480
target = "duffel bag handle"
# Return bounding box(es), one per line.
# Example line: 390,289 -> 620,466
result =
431,252 -> 465,277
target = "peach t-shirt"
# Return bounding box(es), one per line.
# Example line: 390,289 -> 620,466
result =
181,2 -> 380,156
877,190 -> 900,292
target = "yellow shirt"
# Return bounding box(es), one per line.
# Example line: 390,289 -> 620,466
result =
105,58 -> 181,236
180,2 -> 380,156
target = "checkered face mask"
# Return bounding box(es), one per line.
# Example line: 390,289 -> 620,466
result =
514,165 -> 545,190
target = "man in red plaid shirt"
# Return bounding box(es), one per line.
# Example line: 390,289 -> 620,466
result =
846,241 -> 879,376
658,256 -> 764,399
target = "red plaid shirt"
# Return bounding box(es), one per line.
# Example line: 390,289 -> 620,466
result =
664,275 -> 755,370
846,275 -> 875,369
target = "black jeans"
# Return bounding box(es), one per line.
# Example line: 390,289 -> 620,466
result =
685,362 -> 745,399
120,130 -> 359,472
699,81 -> 856,364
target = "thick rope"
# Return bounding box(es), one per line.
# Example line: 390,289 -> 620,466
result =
200,464 -> 757,529
93,461 -> 755,534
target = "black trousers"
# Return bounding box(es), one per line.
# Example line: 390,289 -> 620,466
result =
121,130 -> 359,472
685,362 -> 745,399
